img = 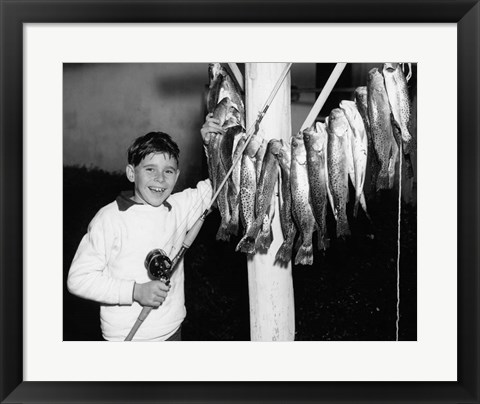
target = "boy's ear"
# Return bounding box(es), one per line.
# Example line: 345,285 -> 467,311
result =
126,165 -> 135,183
174,169 -> 180,184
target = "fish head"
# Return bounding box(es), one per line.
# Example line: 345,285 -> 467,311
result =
367,67 -> 383,87
383,62 -> 399,72
354,86 -> 368,102
267,139 -> 283,157
245,136 -> 263,157
208,63 -> 225,83
339,100 -> 357,118
302,125 -> 317,146
328,108 -> 349,137
291,131 -> 307,163
340,100 -> 363,129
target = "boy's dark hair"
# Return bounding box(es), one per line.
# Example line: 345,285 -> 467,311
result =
127,132 -> 180,167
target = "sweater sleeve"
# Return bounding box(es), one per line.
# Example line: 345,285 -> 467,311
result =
183,179 -> 213,231
67,209 -> 134,305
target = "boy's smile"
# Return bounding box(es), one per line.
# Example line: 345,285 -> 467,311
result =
126,152 -> 180,207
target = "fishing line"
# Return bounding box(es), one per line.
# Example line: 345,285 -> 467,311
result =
396,142 -> 403,341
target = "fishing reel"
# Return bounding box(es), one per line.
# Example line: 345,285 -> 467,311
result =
144,249 -> 173,284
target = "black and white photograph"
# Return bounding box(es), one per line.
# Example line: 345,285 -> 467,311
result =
63,62 -> 417,342
3,1 -> 479,402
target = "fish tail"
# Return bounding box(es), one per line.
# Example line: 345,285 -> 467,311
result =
216,218 -> 232,241
317,234 -> 330,251
294,243 -> 314,266
275,241 -> 293,265
227,219 -> 239,237
336,215 -> 351,239
255,228 -> 273,251
235,234 -> 256,254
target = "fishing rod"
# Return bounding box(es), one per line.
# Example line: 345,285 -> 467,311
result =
125,63 -> 292,341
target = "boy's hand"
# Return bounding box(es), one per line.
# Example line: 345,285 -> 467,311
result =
133,281 -> 170,307
201,113 -> 225,145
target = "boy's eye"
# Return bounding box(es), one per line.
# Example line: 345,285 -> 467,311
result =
165,170 -> 174,175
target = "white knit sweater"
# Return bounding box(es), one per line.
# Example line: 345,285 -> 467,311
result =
67,179 -> 212,341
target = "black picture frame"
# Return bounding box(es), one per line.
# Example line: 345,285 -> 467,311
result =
1,1 -> 479,403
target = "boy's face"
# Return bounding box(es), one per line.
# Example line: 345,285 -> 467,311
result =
126,152 -> 180,207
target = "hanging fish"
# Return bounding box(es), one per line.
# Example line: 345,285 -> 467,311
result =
367,67 -> 398,190
236,139 -> 281,253
236,136 -> 263,254
354,87 -> 370,132
326,108 -> 351,239
274,142 -> 297,265
290,131 -> 316,265
382,63 -> 412,154
303,122 -> 329,251
355,86 -> 379,197
207,63 -> 226,113
207,98 -> 240,241
255,138 -> 267,184
339,100 -> 370,219
228,134 -> 246,236
253,140 -> 282,251
383,63 -> 415,180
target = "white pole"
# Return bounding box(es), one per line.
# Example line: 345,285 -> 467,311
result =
245,63 -> 295,341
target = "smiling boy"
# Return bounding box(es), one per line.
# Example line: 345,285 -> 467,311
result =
67,131 -> 214,341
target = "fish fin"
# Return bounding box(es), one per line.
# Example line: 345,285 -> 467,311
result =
275,239 -> 294,266
227,214 -> 240,237
235,235 -> 256,254
294,243 -> 314,266
255,227 -> 273,251
216,222 -> 231,242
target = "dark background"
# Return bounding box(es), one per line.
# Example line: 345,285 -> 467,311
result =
63,166 -> 417,341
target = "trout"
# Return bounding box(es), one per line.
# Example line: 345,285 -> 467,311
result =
249,139 -> 282,251
355,86 -> 379,197
209,97 -> 239,241
303,123 -> 329,251
255,138 -> 267,184
274,142 -> 297,265
290,131 -> 316,265
382,63 -> 412,153
326,108 -> 351,238
228,134 -> 246,236
236,136 -> 263,254
354,86 -> 370,132
339,100 -> 370,218
367,67 -> 398,190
